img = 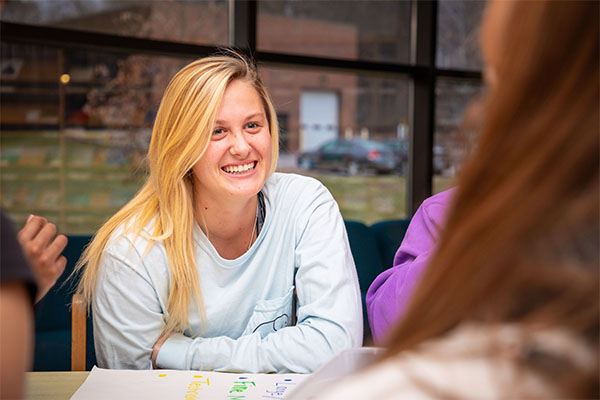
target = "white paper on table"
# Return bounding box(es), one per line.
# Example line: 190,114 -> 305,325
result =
71,366 -> 308,400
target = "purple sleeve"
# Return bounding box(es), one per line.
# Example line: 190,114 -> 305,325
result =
366,188 -> 454,344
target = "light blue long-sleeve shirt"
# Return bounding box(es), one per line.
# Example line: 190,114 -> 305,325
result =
93,173 -> 363,373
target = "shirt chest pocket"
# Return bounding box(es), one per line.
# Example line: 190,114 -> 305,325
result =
242,286 -> 294,339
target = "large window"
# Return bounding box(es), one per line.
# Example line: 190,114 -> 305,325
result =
1,1 -> 486,233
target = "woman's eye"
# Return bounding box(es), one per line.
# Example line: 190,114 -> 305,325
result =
213,128 -> 225,135
246,122 -> 259,130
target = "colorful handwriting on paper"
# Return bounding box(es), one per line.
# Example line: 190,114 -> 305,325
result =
262,378 -> 297,399
184,374 -> 210,400
228,376 -> 257,399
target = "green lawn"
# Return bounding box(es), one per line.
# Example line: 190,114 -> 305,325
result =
297,172 -> 455,224
299,172 -> 408,224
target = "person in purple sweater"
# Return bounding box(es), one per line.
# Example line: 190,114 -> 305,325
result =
366,188 -> 455,344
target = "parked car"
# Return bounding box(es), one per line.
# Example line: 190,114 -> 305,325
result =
297,138 -> 396,175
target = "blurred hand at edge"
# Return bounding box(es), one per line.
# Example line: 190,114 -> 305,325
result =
17,214 -> 68,302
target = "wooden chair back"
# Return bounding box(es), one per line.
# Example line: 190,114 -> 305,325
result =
71,293 -> 87,371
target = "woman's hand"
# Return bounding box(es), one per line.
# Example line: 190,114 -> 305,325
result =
151,334 -> 170,369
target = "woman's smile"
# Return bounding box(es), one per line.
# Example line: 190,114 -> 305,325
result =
222,161 -> 258,175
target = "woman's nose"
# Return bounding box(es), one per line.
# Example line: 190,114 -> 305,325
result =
229,131 -> 251,157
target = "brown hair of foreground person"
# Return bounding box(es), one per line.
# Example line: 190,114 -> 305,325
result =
385,1 -> 598,398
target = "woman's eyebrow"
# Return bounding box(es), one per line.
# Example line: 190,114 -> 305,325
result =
244,112 -> 265,120
215,112 -> 265,125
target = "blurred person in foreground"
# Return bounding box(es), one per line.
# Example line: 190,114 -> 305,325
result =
314,0 -> 599,398
1,211 -> 67,398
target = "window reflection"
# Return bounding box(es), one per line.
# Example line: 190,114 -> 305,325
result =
0,42 -> 190,233
436,0 -> 486,70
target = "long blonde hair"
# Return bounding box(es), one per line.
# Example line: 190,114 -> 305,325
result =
75,51 -> 279,336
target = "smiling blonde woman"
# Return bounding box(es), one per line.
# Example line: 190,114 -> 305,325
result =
74,51 -> 362,373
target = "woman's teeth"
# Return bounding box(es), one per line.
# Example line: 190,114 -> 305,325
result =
222,162 -> 256,174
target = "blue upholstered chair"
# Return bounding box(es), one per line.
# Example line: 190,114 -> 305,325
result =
343,220 -> 386,344
368,219 -> 411,269
344,219 -> 411,344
